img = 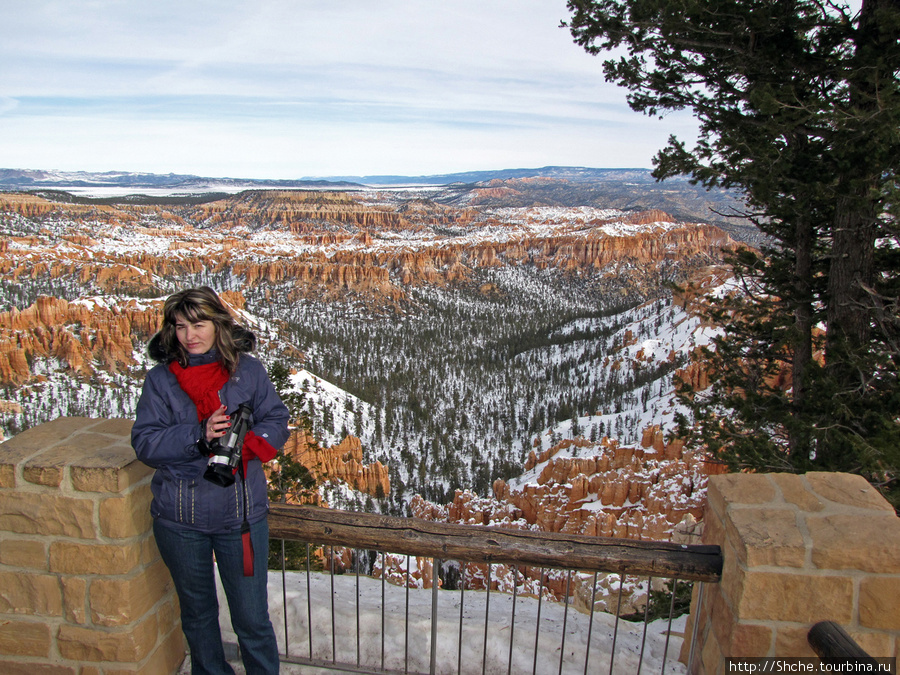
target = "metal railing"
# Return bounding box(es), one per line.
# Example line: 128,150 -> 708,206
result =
268,504 -> 723,675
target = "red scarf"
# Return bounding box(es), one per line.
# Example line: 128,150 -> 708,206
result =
169,361 -> 229,422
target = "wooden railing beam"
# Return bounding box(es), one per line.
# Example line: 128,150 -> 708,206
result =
268,504 -> 723,582
808,621 -> 878,662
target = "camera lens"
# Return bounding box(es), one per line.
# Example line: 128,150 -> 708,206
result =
204,461 -> 236,487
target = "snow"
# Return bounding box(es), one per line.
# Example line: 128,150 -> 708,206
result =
56,184 -> 330,198
288,369 -> 375,447
202,567 -> 689,675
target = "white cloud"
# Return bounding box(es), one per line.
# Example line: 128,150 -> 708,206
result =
0,0 -> 699,177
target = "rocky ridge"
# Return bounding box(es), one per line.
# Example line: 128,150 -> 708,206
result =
0,192 -> 737,308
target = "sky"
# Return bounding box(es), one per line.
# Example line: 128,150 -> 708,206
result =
0,0 -> 700,180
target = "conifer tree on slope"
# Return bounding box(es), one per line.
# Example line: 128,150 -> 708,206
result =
566,0 -> 899,504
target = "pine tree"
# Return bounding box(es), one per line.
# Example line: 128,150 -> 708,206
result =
567,0 -> 900,505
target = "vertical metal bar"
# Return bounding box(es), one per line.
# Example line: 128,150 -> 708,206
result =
532,568 -> 545,675
583,571 -> 599,675
608,572 -> 625,675
355,549 -> 361,668
482,564 -> 492,675
381,551 -> 386,671
637,576 -> 653,675
306,544 -> 313,660
281,539 -> 289,658
558,570 -> 572,675
430,558 -> 441,675
330,546 -> 336,663
687,582 -> 705,674
507,566 -> 519,675
661,579 -> 679,675
458,563 -> 465,675
405,555 -> 411,675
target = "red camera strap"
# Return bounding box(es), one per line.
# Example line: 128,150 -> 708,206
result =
241,521 -> 254,577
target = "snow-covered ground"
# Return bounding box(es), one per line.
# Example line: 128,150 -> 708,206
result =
197,568 -> 689,674
288,369 -> 375,448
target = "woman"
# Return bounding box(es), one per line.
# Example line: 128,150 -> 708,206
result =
132,287 -> 289,675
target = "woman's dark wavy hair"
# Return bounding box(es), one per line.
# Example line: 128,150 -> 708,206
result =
149,286 -> 255,374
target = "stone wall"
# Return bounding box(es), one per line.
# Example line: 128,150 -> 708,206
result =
681,472 -> 900,673
0,417 -> 185,675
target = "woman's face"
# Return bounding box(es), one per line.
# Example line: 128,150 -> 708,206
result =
174,314 -> 217,355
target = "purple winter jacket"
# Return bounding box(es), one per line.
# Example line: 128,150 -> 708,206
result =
131,349 -> 290,533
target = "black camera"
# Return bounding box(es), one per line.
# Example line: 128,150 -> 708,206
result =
203,404 -> 253,488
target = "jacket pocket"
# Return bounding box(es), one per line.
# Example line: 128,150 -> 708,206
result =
153,469 -> 197,525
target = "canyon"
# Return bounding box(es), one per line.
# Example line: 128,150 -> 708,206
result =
0,176 -> 739,609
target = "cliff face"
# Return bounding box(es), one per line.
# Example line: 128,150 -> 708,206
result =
277,430 -> 390,501
0,296 -> 160,383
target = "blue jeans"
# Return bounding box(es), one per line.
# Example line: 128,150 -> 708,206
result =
154,518 -> 279,675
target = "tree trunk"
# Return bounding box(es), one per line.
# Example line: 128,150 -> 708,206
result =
826,195 -> 877,362
789,213 -> 814,460
823,0 -> 892,376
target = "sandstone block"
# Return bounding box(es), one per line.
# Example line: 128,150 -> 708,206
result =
158,593 -> 181,636
847,630 -> 895,658
0,462 -> 14,489
806,472 -> 894,512
0,537 -> 47,569
0,569 -> 63,616
726,507 -> 806,568
774,624 -> 818,657
89,558 -> 173,627
99,485 -> 152,539
730,623 -> 774,658
859,576 -> 900,630
88,417 -> 133,437
22,444 -> 76,487
22,434 -> 136,487
707,582 -> 736,649
0,618 -> 51,657
699,629 -> 723,675
101,627 -> 185,675
769,473 -> 824,513
707,474 -> 775,518
700,505 -> 725,547
0,490 -> 95,538
57,612 -> 158,662
49,540 -> 142,575
0,438 -> 42,488
61,575 -> 88,624
2,417 -> 97,454
808,514 -> 900,573
736,571 -> 853,623
70,446 -> 152,493
719,540 -> 745,611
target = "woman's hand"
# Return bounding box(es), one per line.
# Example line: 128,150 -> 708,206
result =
205,404 -> 231,442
